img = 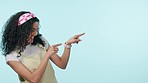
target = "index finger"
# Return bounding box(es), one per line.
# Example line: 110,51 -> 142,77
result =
53,43 -> 62,47
74,33 -> 85,38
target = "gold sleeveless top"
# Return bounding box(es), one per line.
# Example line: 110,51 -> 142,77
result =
18,44 -> 58,83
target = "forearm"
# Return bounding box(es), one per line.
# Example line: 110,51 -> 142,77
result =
30,43 -> 61,82
60,47 -> 71,69
30,55 -> 49,83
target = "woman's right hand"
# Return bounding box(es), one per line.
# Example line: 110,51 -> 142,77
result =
46,43 -> 62,58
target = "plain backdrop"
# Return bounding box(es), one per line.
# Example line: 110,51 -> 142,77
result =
0,0 -> 148,83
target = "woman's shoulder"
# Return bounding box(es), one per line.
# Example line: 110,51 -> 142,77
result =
5,51 -> 21,63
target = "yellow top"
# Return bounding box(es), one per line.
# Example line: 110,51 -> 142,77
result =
19,44 -> 58,83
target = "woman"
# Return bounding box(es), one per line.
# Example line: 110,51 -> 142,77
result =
1,11 -> 85,83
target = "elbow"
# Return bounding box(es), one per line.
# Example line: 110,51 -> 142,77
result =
29,79 -> 39,83
61,67 -> 66,69
28,79 -> 39,83
30,80 -> 39,83
27,76 -> 40,83
60,66 -> 67,69
59,61 -> 67,69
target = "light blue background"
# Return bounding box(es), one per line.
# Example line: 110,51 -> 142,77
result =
0,0 -> 148,83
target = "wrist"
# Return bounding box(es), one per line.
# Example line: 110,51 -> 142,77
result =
64,42 -> 72,49
45,52 -> 53,59
65,42 -> 71,45
45,54 -> 50,59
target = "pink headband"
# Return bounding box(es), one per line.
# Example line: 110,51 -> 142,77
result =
18,12 -> 35,26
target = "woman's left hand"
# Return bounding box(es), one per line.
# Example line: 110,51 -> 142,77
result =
65,33 -> 85,45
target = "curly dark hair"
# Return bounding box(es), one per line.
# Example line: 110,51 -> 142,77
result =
1,11 -> 45,56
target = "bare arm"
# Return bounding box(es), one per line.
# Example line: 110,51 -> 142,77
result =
8,43 -> 61,83
50,46 -> 71,69
50,33 -> 85,69
8,55 -> 49,83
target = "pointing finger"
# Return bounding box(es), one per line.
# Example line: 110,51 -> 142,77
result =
53,43 -> 62,47
74,33 -> 85,38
